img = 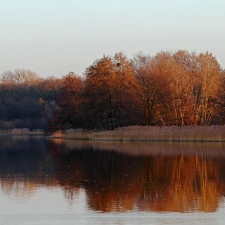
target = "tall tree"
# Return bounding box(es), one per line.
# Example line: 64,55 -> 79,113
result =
47,72 -> 84,131
192,52 -> 223,125
168,50 -> 195,125
132,53 -> 168,125
84,52 -> 142,130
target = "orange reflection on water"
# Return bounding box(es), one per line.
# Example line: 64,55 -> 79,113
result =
48,141 -> 225,213
1,137 -> 225,213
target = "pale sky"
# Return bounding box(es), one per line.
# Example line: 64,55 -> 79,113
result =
0,0 -> 225,78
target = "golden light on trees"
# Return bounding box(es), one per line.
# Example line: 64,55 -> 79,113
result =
83,52 -> 142,130
133,50 -> 224,126
1,50 -> 224,132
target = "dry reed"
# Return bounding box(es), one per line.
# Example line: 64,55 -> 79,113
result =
62,125 -> 225,142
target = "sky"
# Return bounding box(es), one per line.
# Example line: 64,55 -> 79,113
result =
0,0 -> 225,78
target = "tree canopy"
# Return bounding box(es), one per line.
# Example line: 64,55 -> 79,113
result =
0,50 -> 224,132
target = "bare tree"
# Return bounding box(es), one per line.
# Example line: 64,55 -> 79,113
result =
1,69 -> 42,86
133,53 -> 168,125
192,52 -> 223,125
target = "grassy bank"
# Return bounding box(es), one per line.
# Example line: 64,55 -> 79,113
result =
60,125 -> 225,142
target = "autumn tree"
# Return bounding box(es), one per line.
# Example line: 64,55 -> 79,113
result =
167,50 -> 196,125
47,72 -> 84,131
83,52 -> 142,130
220,69 -> 225,124
133,53 -> 169,125
191,52 -> 223,125
139,51 -> 223,126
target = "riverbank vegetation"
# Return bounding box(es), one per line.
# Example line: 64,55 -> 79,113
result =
60,125 -> 225,142
0,50 -> 225,136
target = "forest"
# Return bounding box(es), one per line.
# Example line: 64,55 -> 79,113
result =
0,50 -> 225,132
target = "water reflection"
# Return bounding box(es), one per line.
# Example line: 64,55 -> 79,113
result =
1,136 -> 225,213
0,136 -> 56,201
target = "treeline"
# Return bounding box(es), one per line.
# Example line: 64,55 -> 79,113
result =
47,50 -> 225,131
1,50 -> 225,131
0,69 -> 62,130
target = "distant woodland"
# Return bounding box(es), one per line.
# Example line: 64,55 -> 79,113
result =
0,50 -> 225,132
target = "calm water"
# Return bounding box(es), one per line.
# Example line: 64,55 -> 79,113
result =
1,136 -> 225,225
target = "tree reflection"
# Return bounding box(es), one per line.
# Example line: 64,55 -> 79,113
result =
0,136 -> 56,199
138,155 -> 225,212
1,137 -> 225,213
48,141 -> 225,213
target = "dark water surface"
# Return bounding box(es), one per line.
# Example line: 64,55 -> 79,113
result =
1,136 -> 225,225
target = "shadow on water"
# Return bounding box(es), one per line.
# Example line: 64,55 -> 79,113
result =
1,136 -> 225,213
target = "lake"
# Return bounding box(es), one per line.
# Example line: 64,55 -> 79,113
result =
0,135 -> 225,225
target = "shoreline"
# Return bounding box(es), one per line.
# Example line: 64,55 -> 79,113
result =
1,125 -> 225,142
0,128 -> 45,136
60,125 -> 225,142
